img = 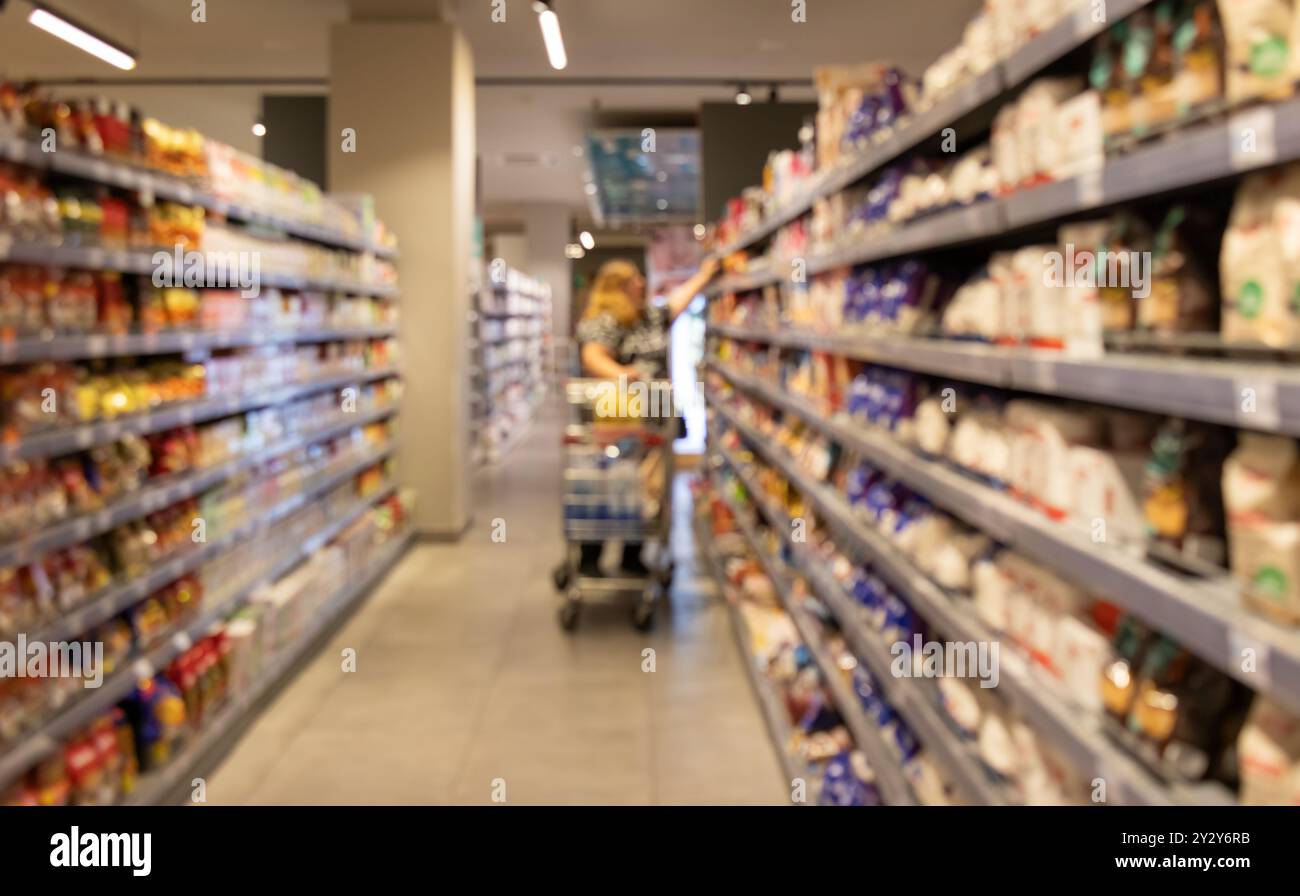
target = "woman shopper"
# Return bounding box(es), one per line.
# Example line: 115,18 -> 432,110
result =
574,256 -> 718,576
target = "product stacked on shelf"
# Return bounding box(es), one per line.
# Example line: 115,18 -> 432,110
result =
471,265 -> 552,463
701,0 -> 1300,806
0,87 -> 410,807
692,476 -> 901,806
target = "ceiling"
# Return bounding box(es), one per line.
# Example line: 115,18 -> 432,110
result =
0,0 -> 982,215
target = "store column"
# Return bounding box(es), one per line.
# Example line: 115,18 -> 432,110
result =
329,6 -> 475,538
520,203 -> 573,376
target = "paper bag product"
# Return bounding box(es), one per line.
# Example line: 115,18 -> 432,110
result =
1238,698 -> 1300,804
1217,0 -> 1296,105
1223,433 -> 1300,622
1222,172 -> 1294,346
1222,433 -> 1300,521
972,553 -> 1011,632
1057,614 -> 1111,714
1275,165 -> 1300,341
1016,78 -> 1085,188
1053,90 -> 1105,181
1068,444 -> 1148,546
1232,522 -> 1300,622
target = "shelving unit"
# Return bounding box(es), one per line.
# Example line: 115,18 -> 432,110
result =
472,265 -> 552,464
0,101 -> 408,806
710,0 -> 1158,263
710,399 -> 1230,806
122,527 -> 412,806
691,512 -> 810,804
0,122 -> 398,260
700,0 -> 1300,807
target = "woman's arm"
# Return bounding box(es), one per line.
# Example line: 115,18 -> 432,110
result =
665,255 -> 721,324
581,342 -> 641,380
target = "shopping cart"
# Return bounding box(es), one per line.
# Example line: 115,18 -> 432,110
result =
551,377 -> 676,631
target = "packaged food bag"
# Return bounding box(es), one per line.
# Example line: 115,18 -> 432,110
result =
1223,433 -> 1300,623
1238,698 -> 1300,804
1221,171 -> 1295,346
1217,0 -> 1297,105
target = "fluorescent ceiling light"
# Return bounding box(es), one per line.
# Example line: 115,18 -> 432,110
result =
535,4 -> 567,71
579,231 -> 595,250
28,4 -> 137,71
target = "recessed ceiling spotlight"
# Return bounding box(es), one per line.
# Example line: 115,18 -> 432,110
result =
734,84 -> 753,106
579,230 -> 595,250
583,182 -> 598,196
656,199 -> 669,211
693,224 -> 706,240
564,242 -> 585,259
252,122 -> 267,137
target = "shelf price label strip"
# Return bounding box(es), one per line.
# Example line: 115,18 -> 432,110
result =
706,323 -> 1300,438
0,325 -> 397,365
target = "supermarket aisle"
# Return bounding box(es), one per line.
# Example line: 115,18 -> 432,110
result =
205,403 -> 787,805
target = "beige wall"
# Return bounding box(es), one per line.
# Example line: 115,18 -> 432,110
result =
329,19 -> 475,536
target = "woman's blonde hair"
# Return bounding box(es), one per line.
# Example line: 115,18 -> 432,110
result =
582,259 -> 643,327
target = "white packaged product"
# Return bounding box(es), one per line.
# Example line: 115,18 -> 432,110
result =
1005,401 -> 1103,518
1015,78 -> 1085,188
1217,0 -> 1297,105
1223,433 -> 1300,623
972,554 -> 1011,631
1067,444 -> 1147,545
1222,171 -> 1297,346
913,396 -> 953,456
1052,90 -> 1105,181
1238,697 -> 1300,804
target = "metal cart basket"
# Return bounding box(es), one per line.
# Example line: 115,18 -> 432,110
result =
551,377 -> 676,630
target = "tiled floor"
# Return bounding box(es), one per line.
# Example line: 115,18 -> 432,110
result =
203,404 -> 787,805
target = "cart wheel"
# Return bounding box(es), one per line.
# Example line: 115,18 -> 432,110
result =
632,596 -> 657,631
552,562 -> 570,591
558,600 -> 580,631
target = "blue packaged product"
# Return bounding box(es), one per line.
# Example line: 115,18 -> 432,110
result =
819,751 -> 882,806
848,374 -> 871,418
852,665 -> 886,717
859,268 -> 882,323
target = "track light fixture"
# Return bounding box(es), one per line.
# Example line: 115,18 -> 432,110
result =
734,84 -> 753,106
27,2 -> 137,71
532,1 -> 568,71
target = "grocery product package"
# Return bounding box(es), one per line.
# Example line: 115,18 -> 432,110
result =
1217,0 -> 1297,105
1221,167 -> 1300,346
1237,697 -> 1300,803
1222,433 -> 1300,623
